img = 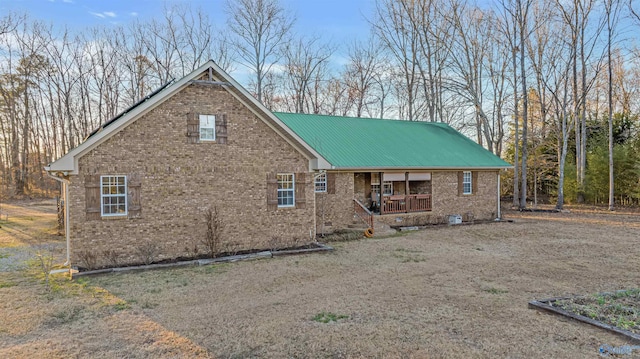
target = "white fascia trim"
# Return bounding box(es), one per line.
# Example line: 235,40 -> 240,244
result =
46,61 -> 220,174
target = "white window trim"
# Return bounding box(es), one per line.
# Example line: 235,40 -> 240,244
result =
100,175 -> 128,217
315,173 -> 327,193
383,181 -> 393,196
199,114 -> 216,141
463,171 -> 472,195
277,173 -> 295,208
372,182 -> 393,196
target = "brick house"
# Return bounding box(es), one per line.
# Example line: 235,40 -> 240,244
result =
46,61 -> 511,269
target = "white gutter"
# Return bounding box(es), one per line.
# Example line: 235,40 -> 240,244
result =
324,166 -> 513,172
45,169 -> 71,267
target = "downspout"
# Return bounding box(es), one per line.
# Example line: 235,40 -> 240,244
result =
46,171 -> 71,266
312,171 -> 326,238
312,171 -> 317,241
496,171 -> 502,220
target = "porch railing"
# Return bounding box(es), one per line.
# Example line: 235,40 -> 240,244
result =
353,198 -> 374,229
381,194 -> 432,214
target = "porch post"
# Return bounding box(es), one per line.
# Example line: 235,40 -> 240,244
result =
380,171 -> 384,215
405,172 -> 410,213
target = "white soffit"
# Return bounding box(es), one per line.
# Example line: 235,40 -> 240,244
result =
408,172 -> 431,181
382,172 -> 432,181
383,173 -> 405,181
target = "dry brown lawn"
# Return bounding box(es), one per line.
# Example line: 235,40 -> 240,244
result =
0,200 -> 59,247
2,202 -> 640,358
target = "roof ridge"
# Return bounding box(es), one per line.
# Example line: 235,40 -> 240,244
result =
273,111 -> 451,126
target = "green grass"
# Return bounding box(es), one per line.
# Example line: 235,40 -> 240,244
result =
555,288 -> 640,334
312,311 -> 349,323
197,262 -> 230,274
0,281 -> 16,289
484,287 -> 508,295
113,300 -> 131,311
50,305 -> 84,324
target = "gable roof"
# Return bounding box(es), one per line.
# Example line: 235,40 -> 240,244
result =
45,61 -> 331,174
274,112 -> 511,170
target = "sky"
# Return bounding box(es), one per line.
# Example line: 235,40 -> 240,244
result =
0,0 -> 375,45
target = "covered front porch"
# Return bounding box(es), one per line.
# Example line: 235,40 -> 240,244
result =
354,172 -> 433,215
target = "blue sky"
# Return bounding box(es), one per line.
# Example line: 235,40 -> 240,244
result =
0,0 -> 375,44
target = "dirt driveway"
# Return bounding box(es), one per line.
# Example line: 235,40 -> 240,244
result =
1,204 -> 640,358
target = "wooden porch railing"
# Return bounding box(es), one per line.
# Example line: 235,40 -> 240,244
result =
353,198 -> 374,229
381,194 -> 432,214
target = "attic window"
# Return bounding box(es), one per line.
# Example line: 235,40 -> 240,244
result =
199,115 -> 216,141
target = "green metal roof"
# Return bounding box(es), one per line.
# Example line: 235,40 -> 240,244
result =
274,112 -> 512,169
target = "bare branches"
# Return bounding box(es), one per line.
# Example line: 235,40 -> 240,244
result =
225,0 -> 294,103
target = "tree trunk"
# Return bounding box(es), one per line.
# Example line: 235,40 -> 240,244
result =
518,0 -> 528,210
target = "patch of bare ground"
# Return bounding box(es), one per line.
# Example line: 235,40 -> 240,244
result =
0,199 -> 59,248
2,201 -> 640,357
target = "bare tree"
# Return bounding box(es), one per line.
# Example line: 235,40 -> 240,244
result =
605,0 -> 622,211
343,38 -> 383,118
226,0 -> 294,103
527,2 -> 573,209
517,0 -> 532,210
499,0 -> 521,207
280,35 -> 334,113
0,12 -> 21,36
372,0 -> 425,121
448,3 -> 495,149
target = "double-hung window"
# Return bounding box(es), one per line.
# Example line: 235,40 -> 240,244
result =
382,181 -> 393,196
199,114 -> 216,141
462,171 -> 472,195
315,173 -> 327,192
277,173 -> 295,207
101,175 -> 127,216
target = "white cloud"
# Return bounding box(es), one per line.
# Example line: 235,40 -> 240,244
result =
62,0 -> 74,3
130,12 -> 138,17
89,11 -> 117,19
